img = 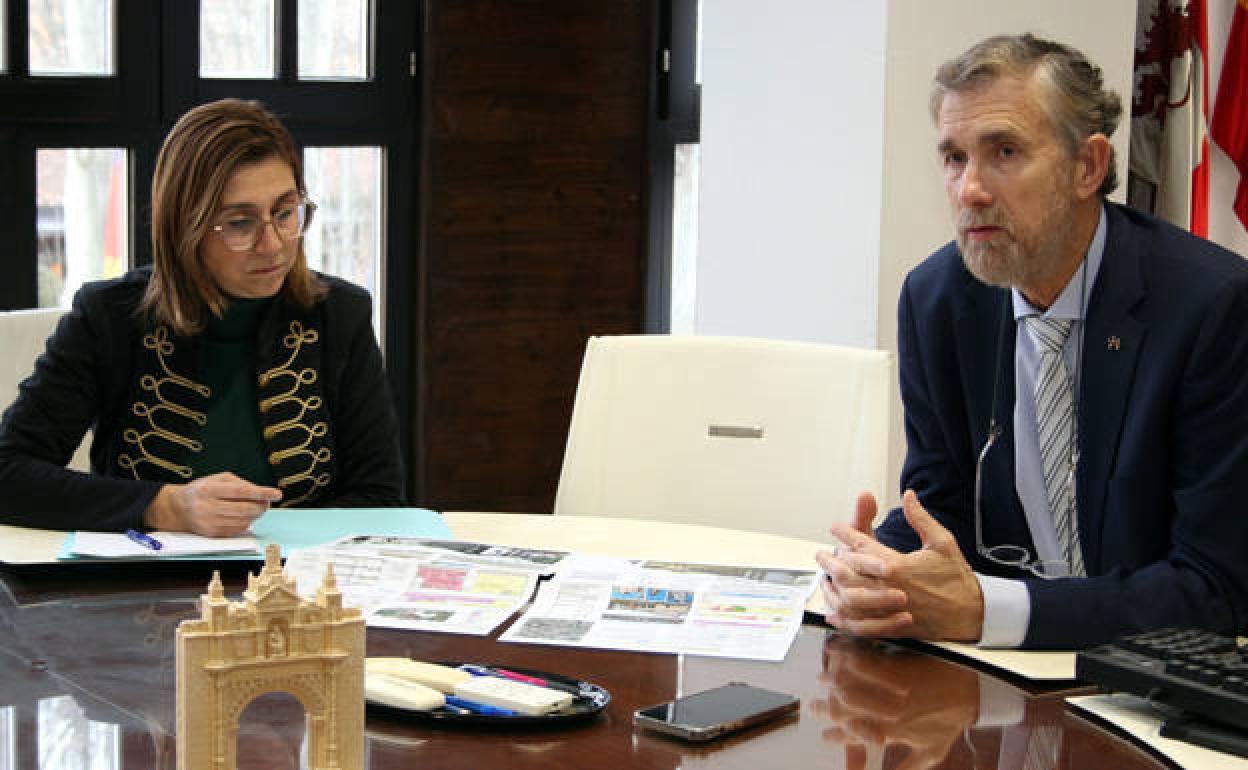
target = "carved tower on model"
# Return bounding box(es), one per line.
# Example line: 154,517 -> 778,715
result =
176,544 -> 364,770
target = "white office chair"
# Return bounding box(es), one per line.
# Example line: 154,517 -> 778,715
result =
0,308 -> 91,471
553,334 -> 892,543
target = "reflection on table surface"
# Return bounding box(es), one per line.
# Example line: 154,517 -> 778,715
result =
0,559 -> 1172,769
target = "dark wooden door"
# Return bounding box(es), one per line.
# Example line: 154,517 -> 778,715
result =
414,1 -> 651,512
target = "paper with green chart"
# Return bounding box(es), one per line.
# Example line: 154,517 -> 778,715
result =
282,535 -> 571,636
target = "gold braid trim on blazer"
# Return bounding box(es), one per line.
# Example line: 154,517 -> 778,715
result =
258,321 -> 332,506
118,327 -> 210,480
114,313 -> 336,503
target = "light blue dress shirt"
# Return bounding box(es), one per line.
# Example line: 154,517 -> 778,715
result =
975,205 -> 1106,648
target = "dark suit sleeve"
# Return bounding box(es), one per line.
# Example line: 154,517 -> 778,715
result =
1024,276 -> 1248,648
876,270 -> 980,559
0,287 -> 162,531
317,287 -> 406,507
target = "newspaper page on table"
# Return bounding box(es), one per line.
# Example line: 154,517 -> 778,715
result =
284,535 -> 569,635
498,554 -> 819,661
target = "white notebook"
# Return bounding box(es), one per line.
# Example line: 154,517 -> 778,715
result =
69,530 -> 260,558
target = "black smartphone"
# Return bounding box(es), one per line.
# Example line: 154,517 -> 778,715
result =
633,682 -> 799,742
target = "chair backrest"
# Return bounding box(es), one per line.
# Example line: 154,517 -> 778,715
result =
553,334 -> 892,543
0,308 -> 91,471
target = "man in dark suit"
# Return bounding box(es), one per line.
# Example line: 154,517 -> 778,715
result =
817,34 -> 1248,649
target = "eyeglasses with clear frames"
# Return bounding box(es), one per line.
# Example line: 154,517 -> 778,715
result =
210,200 -> 317,252
974,421 -> 1072,579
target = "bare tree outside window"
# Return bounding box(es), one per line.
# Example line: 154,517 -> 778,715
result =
298,0 -> 368,80
303,147 -> 384,339
200,0 -> 275,79
36,148 -> 127,308
29,0 -> 114,76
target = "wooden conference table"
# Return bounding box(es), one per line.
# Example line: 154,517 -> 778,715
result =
0,513 -> 1175,770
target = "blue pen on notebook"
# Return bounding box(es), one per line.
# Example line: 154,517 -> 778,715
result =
125,529 -> 163,551
443,695 -> 515,716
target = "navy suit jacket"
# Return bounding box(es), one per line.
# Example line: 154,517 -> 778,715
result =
876,203 -> 1248,649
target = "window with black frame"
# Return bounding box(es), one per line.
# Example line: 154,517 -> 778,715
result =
649,0 -> 700,333
0,0 -> 416,459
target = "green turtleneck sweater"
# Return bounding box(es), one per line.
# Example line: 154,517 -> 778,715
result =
189,297 -> 277,487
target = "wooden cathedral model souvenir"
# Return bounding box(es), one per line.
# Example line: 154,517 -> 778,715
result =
176,544 -> 365,770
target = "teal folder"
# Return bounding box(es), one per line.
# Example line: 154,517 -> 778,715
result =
252,507 -> 452,554
58,507 -> 451,561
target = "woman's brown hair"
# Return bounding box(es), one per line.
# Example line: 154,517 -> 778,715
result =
141,98 -> 326,335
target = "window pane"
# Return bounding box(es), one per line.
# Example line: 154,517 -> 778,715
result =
29,0 -> 115,76
303,147 -> 384,341
298,0 -> 369,80
36,148 -> 128,309
200,0 -> 275,79
670,142 -> 700,334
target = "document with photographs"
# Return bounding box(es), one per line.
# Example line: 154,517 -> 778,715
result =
498,554 -> 819,661
284,535 -> 570,635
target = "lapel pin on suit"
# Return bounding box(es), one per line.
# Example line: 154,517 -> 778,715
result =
1107,335 -> 1122,351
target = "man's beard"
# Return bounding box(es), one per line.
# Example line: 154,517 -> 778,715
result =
955,188 -> 1075,292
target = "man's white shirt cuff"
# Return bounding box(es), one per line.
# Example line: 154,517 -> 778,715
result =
975,573 -> 1030,648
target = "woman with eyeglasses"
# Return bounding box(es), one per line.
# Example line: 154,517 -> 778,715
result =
0,98 -> 404,535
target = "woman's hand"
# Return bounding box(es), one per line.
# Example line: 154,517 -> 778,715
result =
143,472 -> 282,536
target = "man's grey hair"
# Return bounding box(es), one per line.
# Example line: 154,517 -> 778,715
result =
930,33 -> 1122,196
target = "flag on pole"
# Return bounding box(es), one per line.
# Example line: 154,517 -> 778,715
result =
1212,0 -> 1248,231
1131,0 -> 1211,236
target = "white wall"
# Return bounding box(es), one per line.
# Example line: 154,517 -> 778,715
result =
695,2 -> 887,347
693,1 -> 1246,511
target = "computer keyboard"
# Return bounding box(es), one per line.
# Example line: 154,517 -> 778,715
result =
1075,628 -> 1248,755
